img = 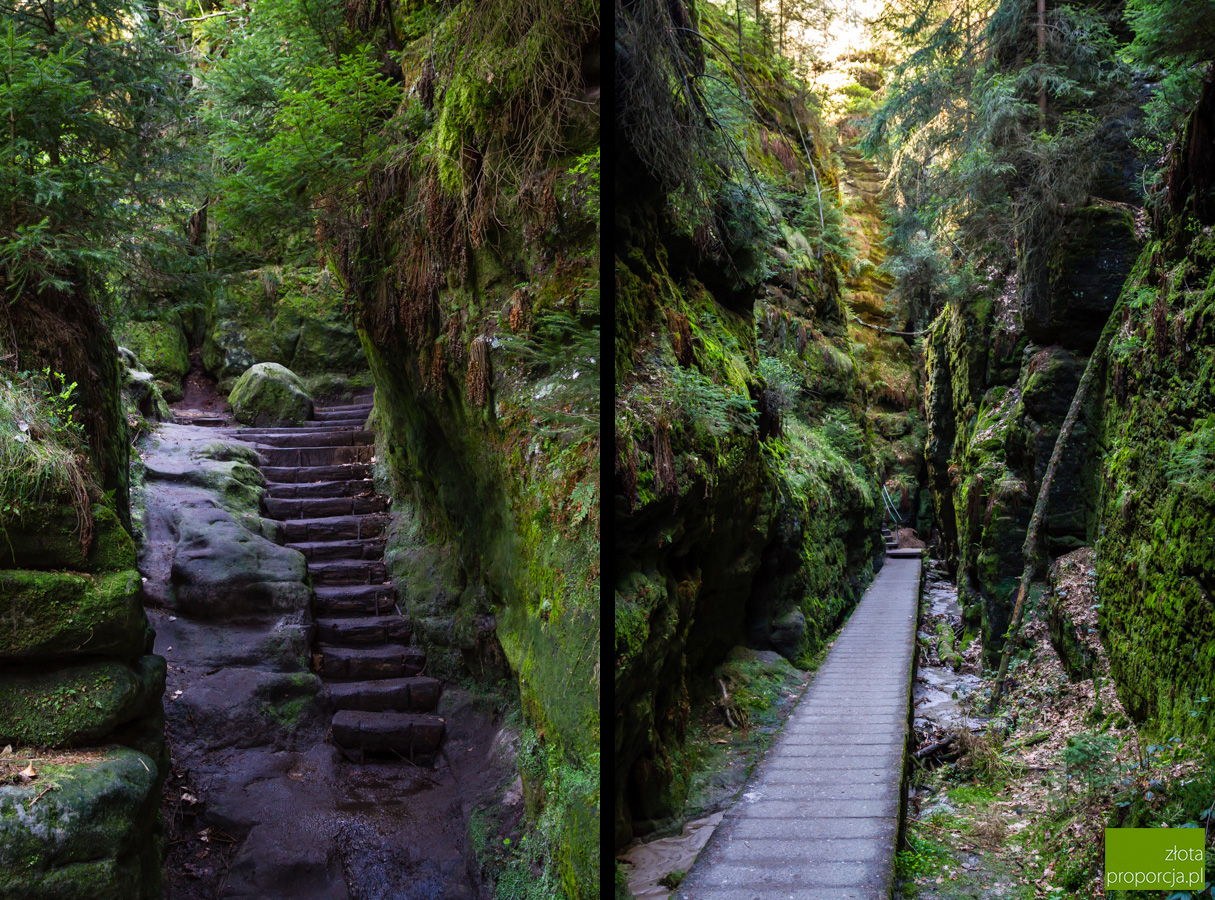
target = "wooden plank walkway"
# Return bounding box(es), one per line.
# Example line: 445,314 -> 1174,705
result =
672,555 -> 922,900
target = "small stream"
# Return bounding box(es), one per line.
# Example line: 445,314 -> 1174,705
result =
912,563 -> 982,736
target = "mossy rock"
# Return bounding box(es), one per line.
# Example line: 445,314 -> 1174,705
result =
202,274 -> 282,382
0,655 -> 165,748
203,267 -> 364,382
0,503 -> 136,574
0,746 -> 162,900
117,347 -> 173,422
113,321 -> 188,401
228,362 -> 314,427
0,569 -> 147,663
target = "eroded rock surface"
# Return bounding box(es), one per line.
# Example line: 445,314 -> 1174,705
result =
138,421 -> 514,899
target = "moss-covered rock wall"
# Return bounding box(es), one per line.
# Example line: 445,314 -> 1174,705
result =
922,202 -> 1140,663
307,0 -> 604,895
0,284 -> 164,899
1090,82 -> 1215,735
614,0 -> 920,853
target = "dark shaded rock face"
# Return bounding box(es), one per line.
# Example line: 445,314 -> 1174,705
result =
0,748 -> 163,900
1033,206 -> 1142,351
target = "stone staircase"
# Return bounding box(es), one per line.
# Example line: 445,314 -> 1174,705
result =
222,399 -> 446,763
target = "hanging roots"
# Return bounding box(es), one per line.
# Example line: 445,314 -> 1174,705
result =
465,336 -> 491,407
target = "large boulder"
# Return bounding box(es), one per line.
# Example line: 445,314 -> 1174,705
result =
0,747 -> 162,900
229,363 -> 314,427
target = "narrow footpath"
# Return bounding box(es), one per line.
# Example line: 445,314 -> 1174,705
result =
673,554 -> 922,900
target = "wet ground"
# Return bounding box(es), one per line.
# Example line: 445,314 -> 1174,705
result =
157,649 -> 512,900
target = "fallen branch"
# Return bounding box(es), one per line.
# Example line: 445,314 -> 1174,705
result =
989,312 -> 1120,712
913,736 -> 956,760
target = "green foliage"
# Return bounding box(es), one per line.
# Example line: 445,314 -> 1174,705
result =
568,149 -> 601,219
867,0 -> 1136,328
500,306 -> 601,442
669,366 -> 758,439
1165,416 -> 1215,501
0,6 -> 191,297
213,46 -> 399,252
1125,0 -> 1215,68
1062,731 -> 1118,794
895,830 -> 951,878
758,354 -> 800,415
0,370 -> 96,545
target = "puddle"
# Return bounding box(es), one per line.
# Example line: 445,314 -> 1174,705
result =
619,811 -> 725,900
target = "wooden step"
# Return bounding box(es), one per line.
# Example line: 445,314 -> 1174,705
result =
261,463 -> 371,483
309,559 -> 388,586
312,406 -> 373,422
264,495 -> 388,520
315,615 -> 410,646
257,444 -> 373,468
277,514 -> 388,543
313,584 -> 397,615
327,676 -> 441,712
268,479 -> 375,499
226,429 -> 373,448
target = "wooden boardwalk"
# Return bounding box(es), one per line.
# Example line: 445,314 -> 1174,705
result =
673,555 -> 922,900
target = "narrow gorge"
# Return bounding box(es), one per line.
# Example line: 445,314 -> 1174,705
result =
615,1 -> 1215,898
0,0 -> 598,897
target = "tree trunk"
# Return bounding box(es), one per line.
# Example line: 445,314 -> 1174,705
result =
988,316 -> 1116,711
736,0 -> 748,102
1037,0 -> 1047,129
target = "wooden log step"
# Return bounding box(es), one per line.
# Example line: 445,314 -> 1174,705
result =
286,538 -> 387,562
277,514 -> 388,543
260,463 -> 371,483
318,644 -> 426,680
315,615 -> 410,647
313,584 -> 397,616
309,559 -> 388,586
267,479 -> 375,499
330,710 -> 445,755
327,676 -> 441,713
312,406 -> 373,421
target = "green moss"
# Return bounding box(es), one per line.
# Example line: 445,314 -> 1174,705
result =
0,746 -> 162,900
0,656 -> 164,748
113,321 -> 189,399
228,362 -> 313,427
0,569 -> 146,663
0,501 -> 135,574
